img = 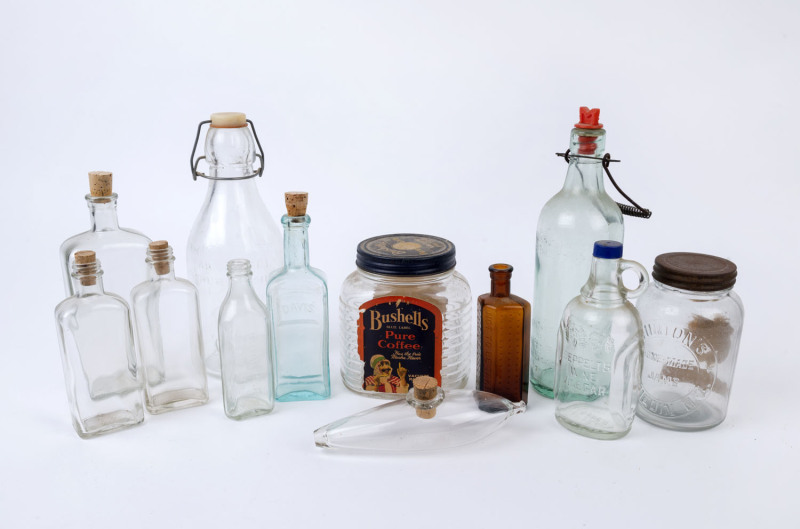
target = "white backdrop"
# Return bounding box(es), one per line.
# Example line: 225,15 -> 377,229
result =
1,1 -> 798,527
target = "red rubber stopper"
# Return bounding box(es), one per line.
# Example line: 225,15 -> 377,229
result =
575,106 -> 603,130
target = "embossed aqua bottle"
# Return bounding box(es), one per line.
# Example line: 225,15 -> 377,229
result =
266,192 -> 330,401
553,241 -> 648,439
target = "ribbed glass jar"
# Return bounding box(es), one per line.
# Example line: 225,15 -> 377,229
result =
339,234 -> 472,399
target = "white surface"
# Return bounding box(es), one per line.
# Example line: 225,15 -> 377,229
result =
1,1 -> 797,527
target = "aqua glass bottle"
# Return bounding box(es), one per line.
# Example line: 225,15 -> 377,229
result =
266,192 -> 330,401
553,241 -> 648,439
218,259 -> 275,420
530,107 -> 624,398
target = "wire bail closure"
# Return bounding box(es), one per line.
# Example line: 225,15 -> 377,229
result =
557,149 -> 652,219
190,119 -> 266,181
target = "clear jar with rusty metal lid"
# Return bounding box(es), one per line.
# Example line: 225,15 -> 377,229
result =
339,234 -> 472,399
636,252 -> 744,430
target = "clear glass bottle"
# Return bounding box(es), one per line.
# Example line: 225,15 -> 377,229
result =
54,251 -> 144,438
531,107 -> 624,398
636,252 -> 743,431
131,241 -> 208,413
59,171 -> 151,304
218,259 -> 275,419
314,376 -> 525,452
477,264 -> 530,403
187,112 -> 282,376
339,234 -> 472,399
266,192 -> 330,401
554,241 -> 648,440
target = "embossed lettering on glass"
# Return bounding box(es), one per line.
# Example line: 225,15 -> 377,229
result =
554,241 -> 648,440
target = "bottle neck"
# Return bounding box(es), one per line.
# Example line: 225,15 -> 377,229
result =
205,127 -> 256,179
86,195 -> 120,231
581,257 -> 623,302
71,261 -> 105,296
489,269 -> 512,297
227,259 -> 257,296
282,215 -> 310,269
563,129 -> 607,193
147,246 -> 176,280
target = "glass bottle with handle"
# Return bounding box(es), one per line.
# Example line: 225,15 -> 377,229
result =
530,108 -> 624,398
59,171 -> 151,305
553,241 -> 648,440
266,192 -> 330,401
54,250 -> 145,438
187,112 -> 282,376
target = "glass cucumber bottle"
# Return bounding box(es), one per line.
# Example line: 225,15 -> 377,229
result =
530,107 -> 624,398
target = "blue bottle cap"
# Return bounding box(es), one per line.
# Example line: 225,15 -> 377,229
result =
593,240 -> 623,259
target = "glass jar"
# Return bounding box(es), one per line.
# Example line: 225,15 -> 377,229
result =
636,252 -> 743,431
339,234 -> 472,399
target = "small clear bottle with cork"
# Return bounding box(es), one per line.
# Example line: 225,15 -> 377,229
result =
59,171 -> 151,304
266,192 -> 330,401
54,250 -> 145,438
131,241 -> 208,413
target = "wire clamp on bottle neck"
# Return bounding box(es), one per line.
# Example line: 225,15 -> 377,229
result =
190,119 -> 266,181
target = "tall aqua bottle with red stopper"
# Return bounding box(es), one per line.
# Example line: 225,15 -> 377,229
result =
530,107 -> 624,398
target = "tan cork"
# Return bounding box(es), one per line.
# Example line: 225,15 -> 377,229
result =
88,171 -> 113,197
149,240 -> 171,276
74,250 -> 97,286
210,112 -> 247,128
285,191 -> 308,217
413,376 -> 439,419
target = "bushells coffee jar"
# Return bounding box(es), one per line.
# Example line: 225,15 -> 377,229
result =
340,234 -> 472,398
636,252 -> 744,431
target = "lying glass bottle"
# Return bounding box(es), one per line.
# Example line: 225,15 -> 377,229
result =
314,376 -> 525,452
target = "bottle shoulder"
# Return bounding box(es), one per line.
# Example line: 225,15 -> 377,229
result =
267,267 -> 328,293
132,277 -> 199,300
55,293 -> 130,320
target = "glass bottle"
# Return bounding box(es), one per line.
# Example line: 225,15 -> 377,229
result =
553,241 -> 648,440
266,192 -> 330,401
477,264 -> 530,403
59,171 -> 151,304
531,107 -> 624,398
131,241 -> 208,413
339,234 -> 472,399
636,252 -> 743,431
314,376 -> 525,452
187,112 -> 282,376
54,251 -> 144,438
218,259 -> 275,420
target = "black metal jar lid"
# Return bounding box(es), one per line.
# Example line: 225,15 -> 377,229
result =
356,234 -> 456,276
652,252 -> 737,292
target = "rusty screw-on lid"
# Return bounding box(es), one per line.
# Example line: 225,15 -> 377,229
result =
652,252 -> 737,292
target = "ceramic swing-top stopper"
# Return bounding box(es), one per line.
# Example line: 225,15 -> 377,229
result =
210,112 -> 247,128
285,191 -> 308,217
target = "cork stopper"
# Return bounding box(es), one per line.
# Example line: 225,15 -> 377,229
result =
73,250 -> 98,286
413,376 -> 439,419
88,171 -> 113,197
285,192 -> 308,217
210,112 -> 247,128
148,240 -> 172,276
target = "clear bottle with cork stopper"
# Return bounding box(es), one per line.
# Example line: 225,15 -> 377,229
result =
59,171 -> 152,304
131,241 -> 208,413
187,112 -> 282,377
54,250 -> 145,438
530,107 -> 625,398
477,264 -> 530,404
266,192 -> 330,401
313,376 -> 526,452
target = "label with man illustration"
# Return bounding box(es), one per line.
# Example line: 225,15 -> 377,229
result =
358,296 -> 443,393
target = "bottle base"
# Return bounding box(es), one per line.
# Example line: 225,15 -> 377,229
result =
636,408 -> 725,432
531,382 -> 554,399
225,397 -> 275,420
74,409 -> 144,439
146,388 -> 209,414
276,389 -> 330,402
555,414 -> 631,440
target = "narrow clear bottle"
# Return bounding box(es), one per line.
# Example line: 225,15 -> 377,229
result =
531,107 -> 624,398
554,241 -> 648,440
218,259 -> 275,420
477,264 -> 530,403
266,192 -> 330,401
131,241 -> 208,413
314,376 -> 525,452
187,113 -> 282,376
54,251 -> 144,438
59,171 -> 151,304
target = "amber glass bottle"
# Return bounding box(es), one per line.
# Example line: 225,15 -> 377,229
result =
477,264 -> 530,403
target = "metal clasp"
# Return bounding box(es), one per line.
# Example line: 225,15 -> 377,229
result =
557,149 -> 652,219
190,119 -> 266,181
